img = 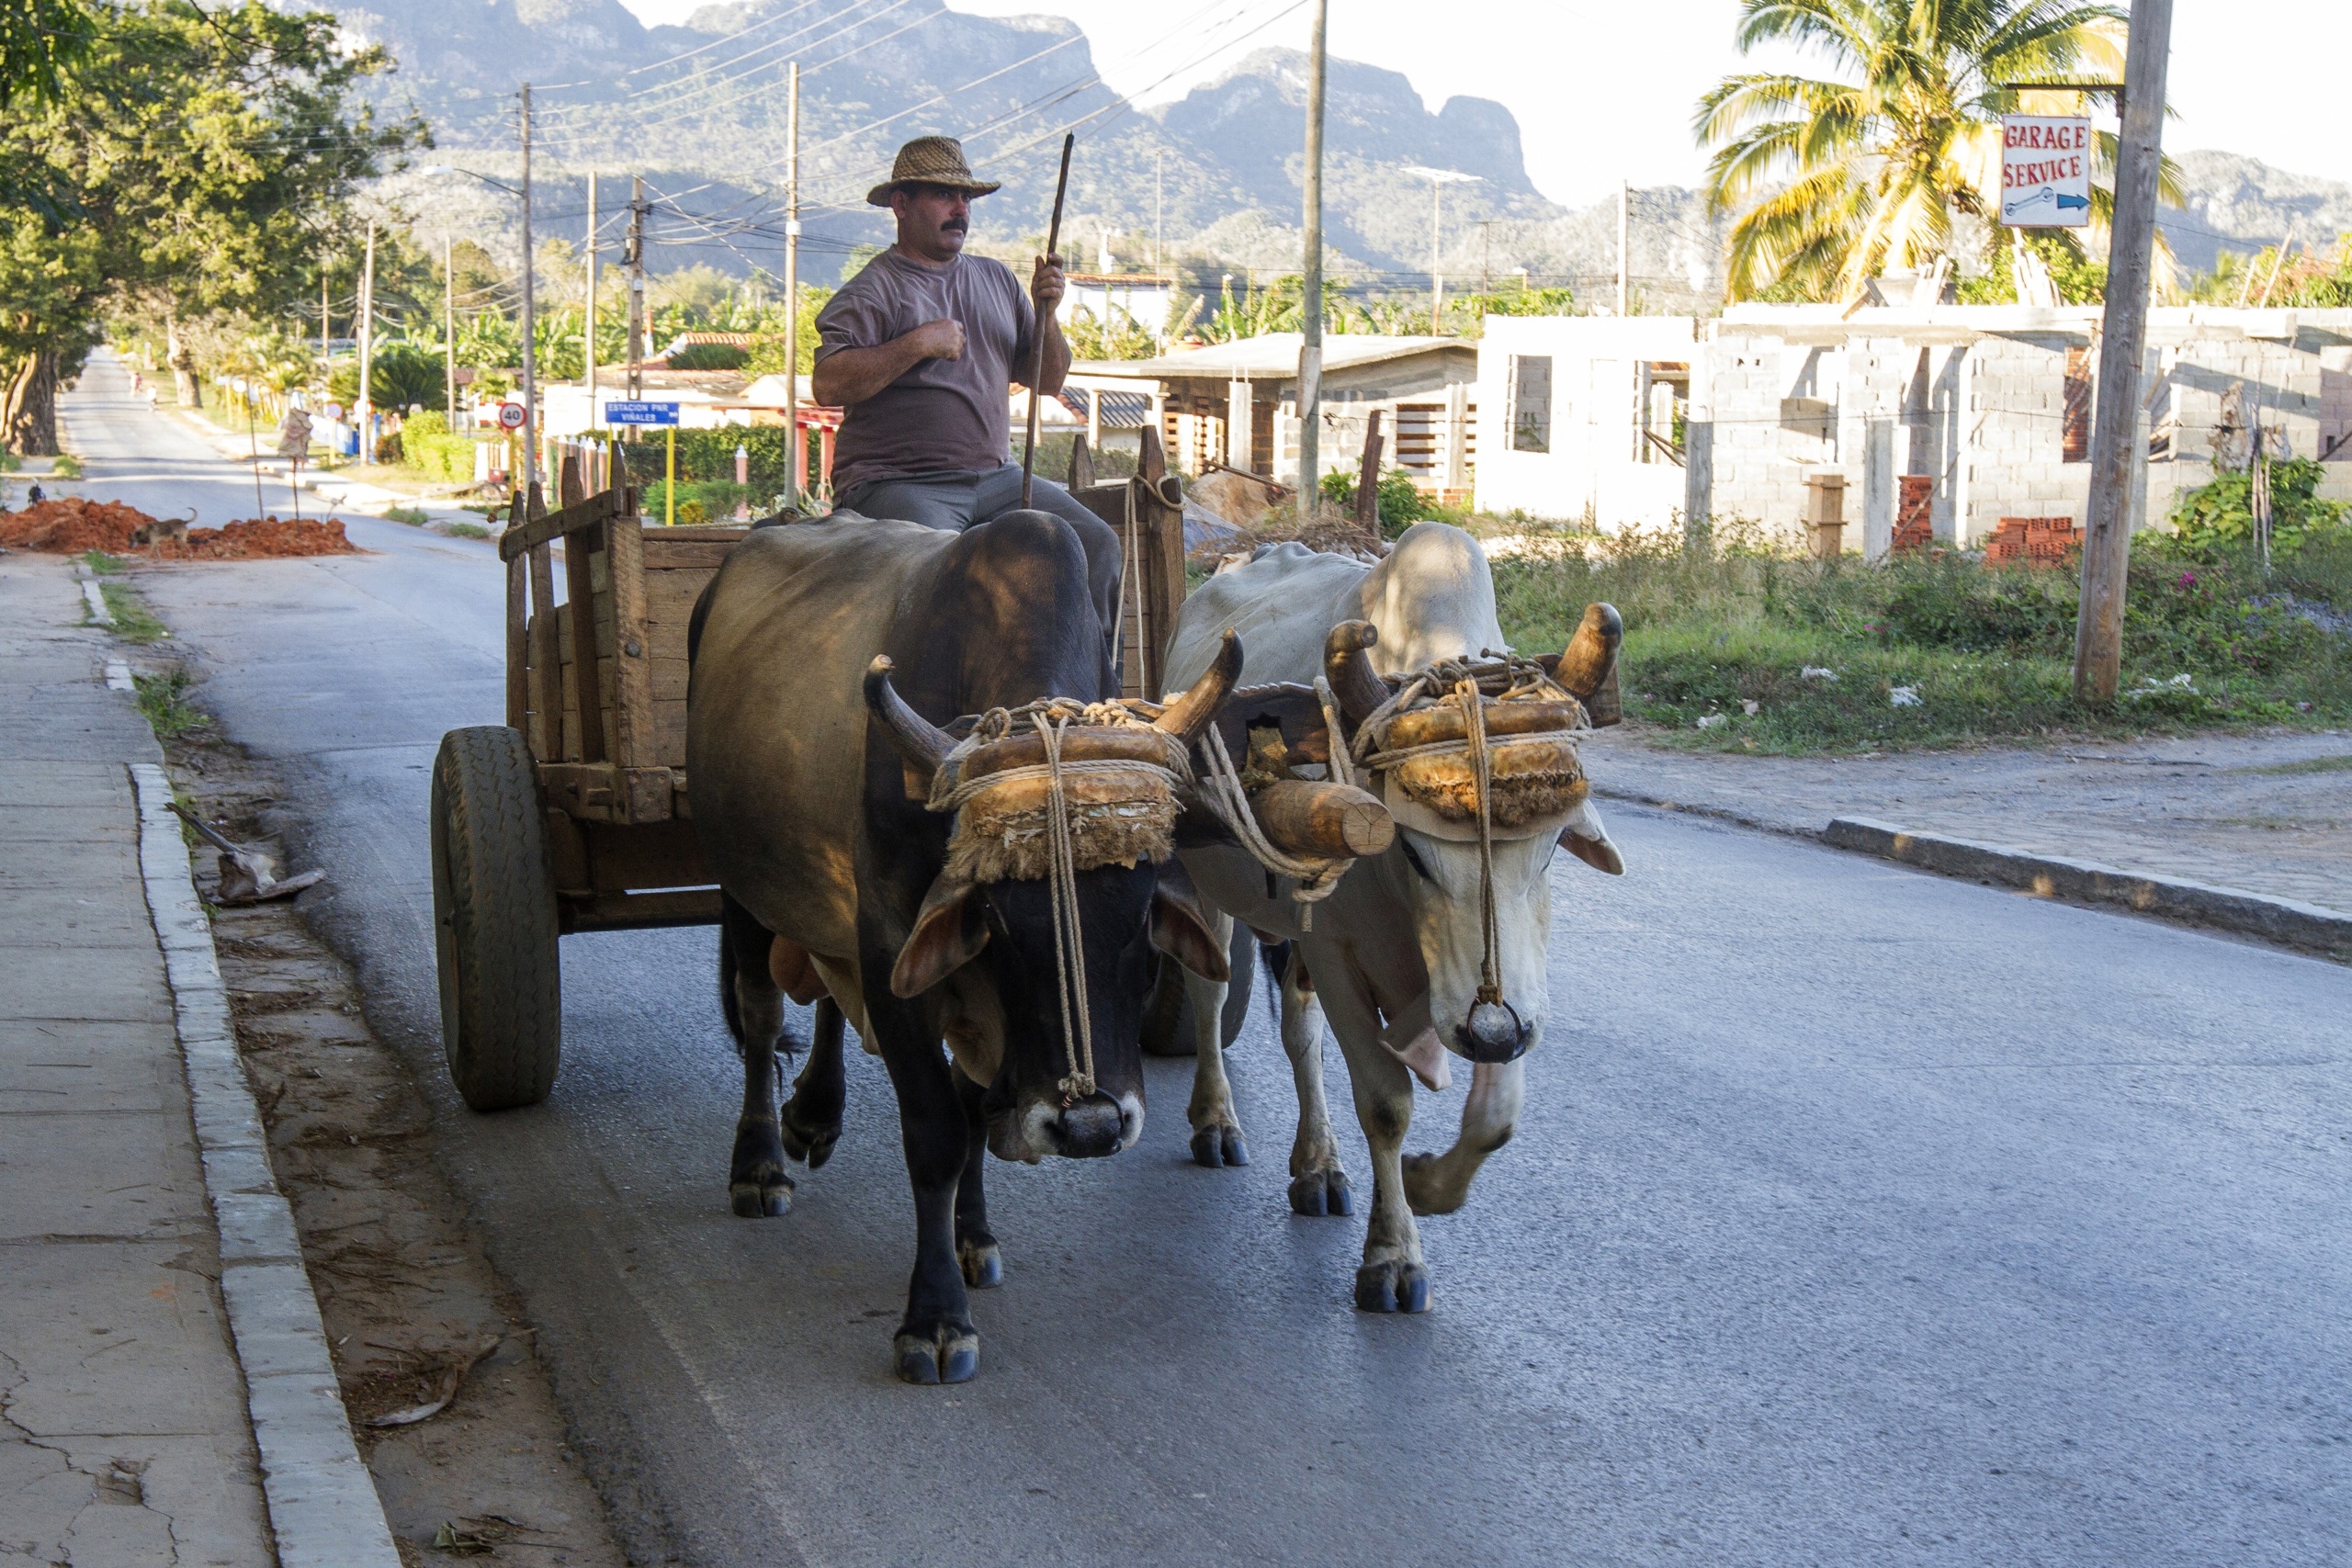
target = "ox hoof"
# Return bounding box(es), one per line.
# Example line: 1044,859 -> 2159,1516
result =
779,1102 -> 841,1171
894,1325 -> 979,1385
729,1170 -> 793,1218
1401,1153 -> 1466,1216
957,1235 -> 1003,1289
1190,1125 -> 1250,1168
1288,1169 -> 1354,1217
1353,1258 -> 1430,1314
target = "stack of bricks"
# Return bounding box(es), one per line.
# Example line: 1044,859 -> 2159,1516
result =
1892,474 -> 1935,554
1981,515 -> 2082,567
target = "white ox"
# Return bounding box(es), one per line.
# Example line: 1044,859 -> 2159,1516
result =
1161,523 -> 1622,1313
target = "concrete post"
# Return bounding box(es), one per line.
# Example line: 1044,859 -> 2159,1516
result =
1863,416 -> 1895,560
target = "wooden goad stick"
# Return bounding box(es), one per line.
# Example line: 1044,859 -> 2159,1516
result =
1022,132 -> 1076,510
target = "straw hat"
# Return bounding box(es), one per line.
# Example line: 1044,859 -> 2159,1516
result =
866,136 -> 1002,207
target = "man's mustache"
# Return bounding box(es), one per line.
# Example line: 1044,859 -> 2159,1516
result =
941,216 -> 968,232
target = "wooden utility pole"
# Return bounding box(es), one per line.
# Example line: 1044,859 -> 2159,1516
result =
2073,0 -> 2173,703
783,61 -> 800,498
584,174 -> 598,431
1296,0 -> 1328,517
444,235 -> 456,426
1616,180 -> 1629,317
320,267 -> 329,366
358,221 -> 375,449
625,177 -> 647,402
518,82 -> 537,489
1429,175 -> 1444,333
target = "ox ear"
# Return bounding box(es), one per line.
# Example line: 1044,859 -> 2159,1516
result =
890,874 -> 989,998
1149,864 -> 1230,983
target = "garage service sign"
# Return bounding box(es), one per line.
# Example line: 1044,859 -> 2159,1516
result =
2001,115 -> 2092,227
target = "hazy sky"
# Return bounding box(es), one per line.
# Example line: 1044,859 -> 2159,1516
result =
618,0 -> 2352,208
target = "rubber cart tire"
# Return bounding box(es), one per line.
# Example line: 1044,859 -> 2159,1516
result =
431,726 -> 561,1110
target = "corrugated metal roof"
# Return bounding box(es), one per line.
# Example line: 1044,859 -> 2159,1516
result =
1080,333 -> 1469,380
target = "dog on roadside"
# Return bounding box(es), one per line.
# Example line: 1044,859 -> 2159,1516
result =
130,513 -> 191,556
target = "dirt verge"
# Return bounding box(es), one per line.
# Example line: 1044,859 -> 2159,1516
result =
158,724 -> 631,1567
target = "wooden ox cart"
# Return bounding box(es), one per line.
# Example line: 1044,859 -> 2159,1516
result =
428,445 -> 1191,1111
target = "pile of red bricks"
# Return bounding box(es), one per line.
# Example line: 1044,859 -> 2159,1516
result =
1981,516 -> 2082,567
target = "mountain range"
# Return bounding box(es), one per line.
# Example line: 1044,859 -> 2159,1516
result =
336,0 -> 2332,304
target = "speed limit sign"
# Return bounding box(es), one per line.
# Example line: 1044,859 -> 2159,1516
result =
496,401 -> 526,431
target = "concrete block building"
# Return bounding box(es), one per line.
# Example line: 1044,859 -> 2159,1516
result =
1477,305 -> 2352,548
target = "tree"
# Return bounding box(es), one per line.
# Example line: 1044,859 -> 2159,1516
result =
0,0 -> 416,451
1693,0 -> 2170,302
0,0 -> 89,107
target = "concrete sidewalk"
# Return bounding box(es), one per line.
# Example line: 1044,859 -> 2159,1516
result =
0,552 -> 392,1564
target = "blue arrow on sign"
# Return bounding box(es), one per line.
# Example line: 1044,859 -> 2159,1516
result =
605,401 -> 681,426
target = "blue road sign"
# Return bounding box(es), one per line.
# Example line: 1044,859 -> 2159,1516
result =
605,401 -> 681,426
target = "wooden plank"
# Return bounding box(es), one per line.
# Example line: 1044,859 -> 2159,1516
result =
504,550 -> 527,731
581,818 -> 707,891
560,888 -> 724,933
564,517 -> 609,764
499,486 -> 617,561
642,569 -> 707,630
653,698 -> 687,769
639,539 -> 741,571
528,547 -> 561,762
606,517 -> 657,770
651,655 -> 691,703
1143,476 -> 1186,701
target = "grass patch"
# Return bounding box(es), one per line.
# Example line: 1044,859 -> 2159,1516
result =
133,669 -> 211,742
443,521 -> 491,540
2240,752 -> 2352,775
80,549 -> 124,575
98,582 -> 170,644
1489,522 -> 2352,753
382,504 -> 430,525
50,453 -> 83,478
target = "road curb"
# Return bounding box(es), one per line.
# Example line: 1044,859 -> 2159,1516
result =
129,761 -> 404,1568
1823,816 -> 2352,958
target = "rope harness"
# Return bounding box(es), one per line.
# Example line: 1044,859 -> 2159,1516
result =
925,697 -> 1186,1103
1341,650 -> 1589,1037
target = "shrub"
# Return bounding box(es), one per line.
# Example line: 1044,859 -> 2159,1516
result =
665,343 -> 749,371
1317,466 -> 1433,535
2166,457 -> 2347,557
394,410 -> 478,485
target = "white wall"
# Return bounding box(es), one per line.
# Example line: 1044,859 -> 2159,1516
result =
1474,316 -> 1701,527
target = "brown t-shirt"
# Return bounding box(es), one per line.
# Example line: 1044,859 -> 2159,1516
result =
816,249 -> 1035,491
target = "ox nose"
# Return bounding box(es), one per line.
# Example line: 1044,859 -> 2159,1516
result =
1453,998 -> 1532,1064
1048,1093 -> 1126,1158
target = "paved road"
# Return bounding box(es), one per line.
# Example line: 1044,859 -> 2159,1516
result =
60,357 -> 2352,1565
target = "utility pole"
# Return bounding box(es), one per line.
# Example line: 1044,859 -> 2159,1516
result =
358,221 -> 376,454
1617,180 -> 1629,317
1296,0 -> 1327,516
585,174 -> 598,432
1155,148 -> 1164,278
1430,175 -> 1444,333
518,82 -> 538,489
319,266 -> 329,366
1480,219 -> 1493,297
2074,0 -> 2173,703
444,234 -> 456,427
626,176 -> 647,402
783,61 -> 800,496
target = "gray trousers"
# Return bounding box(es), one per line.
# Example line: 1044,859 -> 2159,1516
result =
835,462 -> 1123,637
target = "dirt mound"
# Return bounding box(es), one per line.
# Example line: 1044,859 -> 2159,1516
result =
190,517 -> 357,558
0,499 -> 357,559
0,496 -> 160,553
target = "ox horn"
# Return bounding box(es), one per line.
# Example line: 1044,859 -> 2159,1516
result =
864,657 -> 956,784
1555,603 -> 1623,700
1322,620 -> 1388,731
1153,628 -> 1243,742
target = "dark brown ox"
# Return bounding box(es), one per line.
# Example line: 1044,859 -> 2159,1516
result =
685,508 -> 1238,1384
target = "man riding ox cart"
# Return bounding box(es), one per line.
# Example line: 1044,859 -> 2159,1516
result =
686,140 -> 1397,1384
1162,523 -> 1624,1314
810,135 -> 1123,638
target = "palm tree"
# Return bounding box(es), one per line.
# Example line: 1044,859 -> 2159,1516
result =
1695,0 -> 2171,301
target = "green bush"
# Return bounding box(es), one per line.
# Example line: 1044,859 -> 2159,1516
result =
664,343 -> 749,371
617,427 -> 819,498
394,410 -> 479,485
2166,457 -> 2347,557
1317,466 -> 1433,535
